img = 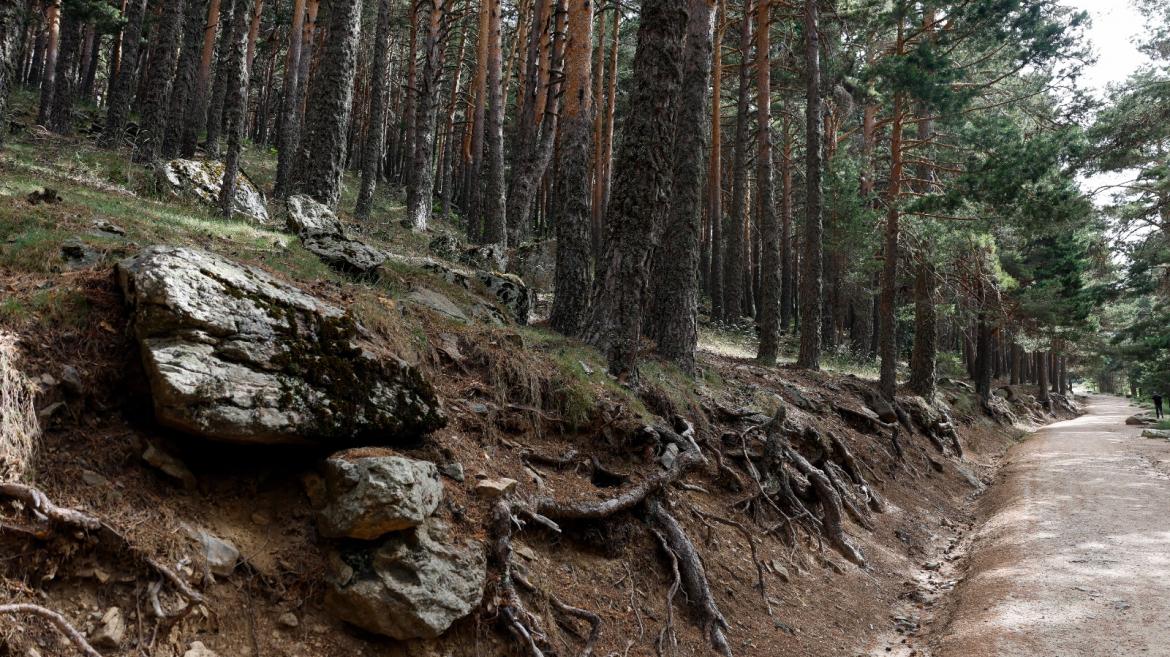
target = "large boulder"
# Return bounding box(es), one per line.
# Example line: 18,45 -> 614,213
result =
117,246 -> 445,445
285,195 -> 386,275
162,159 -> 269,224
318,451 -> 443,540
325,520 -> 486,639
420,260 -> 530,325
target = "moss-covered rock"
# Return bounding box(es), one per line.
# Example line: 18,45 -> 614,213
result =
117,246 -> 445,446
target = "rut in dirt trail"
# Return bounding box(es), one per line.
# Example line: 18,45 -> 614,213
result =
933,396 -> 1170,657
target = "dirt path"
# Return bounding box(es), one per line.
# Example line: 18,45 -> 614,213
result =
928,395 -> 1170,656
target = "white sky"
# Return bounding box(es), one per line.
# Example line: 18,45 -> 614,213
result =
1061,0 -> 1152,204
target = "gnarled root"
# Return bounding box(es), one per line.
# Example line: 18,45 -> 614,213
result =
0,482 -> 203,604
782,449 -> 867,568
0,603 -> 103,657
646,498 -> 733,657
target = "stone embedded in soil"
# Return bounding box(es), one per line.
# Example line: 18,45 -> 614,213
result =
116,246 -> 445,446
277,612 -> 300,628
285,194 -> 386,276
90,607 -> 125,648
317,451 -> 443,540
142,442 -> 198,489
1142,429 -> 1170,440
161,159 -> 270,224
1127,414 -> 1156,426
187,526 -> 240,577
474,477 -> 517,498
325,519 -> 486,640
183,641 -> 221,657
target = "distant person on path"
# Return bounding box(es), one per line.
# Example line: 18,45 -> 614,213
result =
1154,393 -> 1164,419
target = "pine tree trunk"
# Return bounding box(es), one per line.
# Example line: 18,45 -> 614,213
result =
164,0 -> 206,158
707,0 -> 724,318
405,0 -> 448,229
465,0 -> 490,240
355,0 -> 394,218
135,0 -> 188,162
779,112 -> 794,332
0,0 -> 23,149
218,0 -> 254,216
549,0 -> 597,338
647,0 -> 716,369
46,6 -> 78,134
796,0 -> 822,370
756,0 -> 782,362
908,259 -> 936,398
1036,350 -> 1050,406
597,4 -> 618,230
721,2 -> 750,322
296,0 -> 364,208
272,0 -> 307,197
480,0 -> 507,246
244,0 -> 262,71
182,0 -> 222,156
589,6 -> 605,254
439,14 -> 468,218
205,0 -> 238,156
582,0 -> 688,380
35,0 -> 60,127
101,0 -> 147,147
78,23 -> 96,101
878,87 -> 905,399
400,8 -> 418,186
506,0 -> 551,244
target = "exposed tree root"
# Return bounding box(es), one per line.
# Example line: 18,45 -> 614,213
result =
646,498 -> 733,657
515,573 -> 602,657
0,482 -> 204,604
0,603 -> 103,657
531,450 -> 703,520
688,504 -> 771,616
781,449 -> 867,568
650,528 -> 681,657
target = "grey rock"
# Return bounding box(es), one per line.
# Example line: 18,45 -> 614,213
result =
420,259 -> 530,325
459,244 -> 507,272
117,246 -> 445,445
325,520 -> 486,640
318,452 -> 443,540
183,642 -> 220,657
428,233 -> 462,261
162,159 -> 269,224
301,233 -> 387,276
277,612 -> 300,628
659,442 -> 679,469
286,194 -> 386,276
80,469 -> 108,487
1142,429 -> 1170,440
187,526 -> 239,577
406,287 -> 469,323
286,194 -> 345,238
142,443 -> 197,489
439,461 -> 464,482
90,607 -> 125,648
59,365 -> 83,395
91,218 -> 126,235
60,238 -> 100,270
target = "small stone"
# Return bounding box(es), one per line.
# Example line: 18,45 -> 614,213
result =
470,403 -> 490,414
658,443 -> 680,469
474,478 -> 517,498
37,401 -> 66,420
277,612 -> 300,628
142,443 -> 197,489
90,607 -> 125,648
251,512 -> 272,526
439,462 -> 465,482
92,218 -> 126,235
80,469 -> 108,487
59,365 -> 83,395
923,561 -> 941,571
515,544 -> 537,561
187,526 -> 239,577
317,452 -> 444,540
183,641 -> 220,657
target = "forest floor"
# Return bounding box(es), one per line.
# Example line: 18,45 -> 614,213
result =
884,395 -> 1170,657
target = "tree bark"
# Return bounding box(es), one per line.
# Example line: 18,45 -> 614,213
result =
756,0 -> 781,363
0,0 -> 22,148
465,0 -> 490,240
296,0 -> 364,208
45,4 -> 78,134
707,0 -> 724,318
355,0 -> 394,218
646,0 -> 716,370
405,0 -> 451,229
878,86 -> 905,399
549,0 -> 597,338
35,0 -> 60,127
164,0 -> 207,158
796,0 -> 822,370
204,0 -> 238,156
908,259 -> 937,399
136,0 -> 188,162
218,0 -> 255,217
183,0 -> 222,156
721,1 -> 750,322
101,0 -> 147,147
480,0 -> 507,246
582,0 -> 688,380
779,112 -> 794,332
595,3 -> 619,237
1036,350 -> 1050,406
